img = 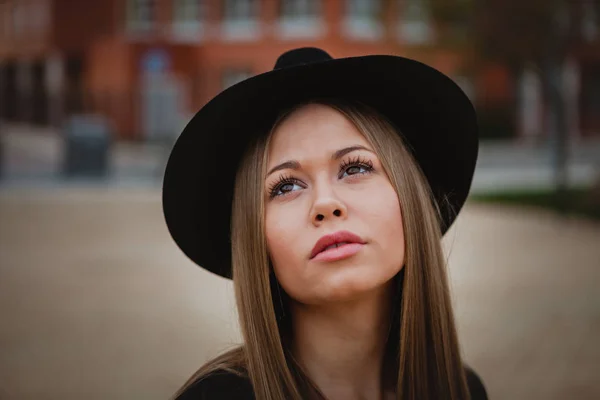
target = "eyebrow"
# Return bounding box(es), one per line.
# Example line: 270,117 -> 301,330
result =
266,145 -> 373,177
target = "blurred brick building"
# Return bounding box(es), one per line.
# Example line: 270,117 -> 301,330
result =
0,0 -> 598,141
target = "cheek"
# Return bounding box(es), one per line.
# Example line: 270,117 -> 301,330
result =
362,183 -> 405,266
265,207 -> 303,274
265,211 -> 310,301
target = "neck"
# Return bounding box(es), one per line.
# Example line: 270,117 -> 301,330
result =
290,280 -> 397,400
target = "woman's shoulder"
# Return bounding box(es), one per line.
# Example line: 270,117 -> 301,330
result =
175,366 -> 486,399
465,366 -> 488,400
174,370 -> 255,400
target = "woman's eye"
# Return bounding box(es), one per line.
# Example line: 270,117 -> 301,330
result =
341,164 -> 370,177
270,160 -> 373,199
274,181 -> 302,196
280,182 -> 296,193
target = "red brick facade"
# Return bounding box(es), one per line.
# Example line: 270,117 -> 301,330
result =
1,0 -> 599,140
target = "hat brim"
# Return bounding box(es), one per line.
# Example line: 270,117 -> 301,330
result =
162,55 -> 478,279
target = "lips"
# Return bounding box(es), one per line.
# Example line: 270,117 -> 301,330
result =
310,230 -> 366,259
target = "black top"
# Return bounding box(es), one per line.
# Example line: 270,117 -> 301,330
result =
175,367 -> 488,399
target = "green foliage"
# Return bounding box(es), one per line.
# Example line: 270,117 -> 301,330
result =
472,0 -> 575,65
426,0 -> 580,65
429,0 -> 477,48
472,186 -> 600,221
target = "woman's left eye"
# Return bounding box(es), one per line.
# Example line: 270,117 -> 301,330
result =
341,164 -> 369,177
339,158 -> 374,178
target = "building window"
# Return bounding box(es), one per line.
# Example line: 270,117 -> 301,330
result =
280,0 -> 320,18
221,0 -> 260,41
172,0 -> 207,41
223,0 -> 259,21
173,0 -> 204,23
12,1 -> 25,37
398,0 -> 433,45
277,0 -> 324,39
343,0 -> 383,40
30,0 -> 51,36
221,68 -> 253,90
127,0 -> 157,33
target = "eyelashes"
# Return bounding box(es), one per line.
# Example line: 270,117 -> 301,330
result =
338,155 -> 374,175
267,173 -> 299,198
267,155 -> 375,199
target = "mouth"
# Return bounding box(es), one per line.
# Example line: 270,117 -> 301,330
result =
310,230 -> 366,260
312,242 -> 365,262
323,242 -> 352,251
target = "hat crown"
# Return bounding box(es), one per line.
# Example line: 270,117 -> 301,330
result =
274,47 -> 333,70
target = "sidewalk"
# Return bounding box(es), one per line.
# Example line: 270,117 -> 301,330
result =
1,188 -> 599,399
1,123 -> 599,192
0,123 -> 169,183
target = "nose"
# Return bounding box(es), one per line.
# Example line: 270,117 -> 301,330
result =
310,193 -> 347,225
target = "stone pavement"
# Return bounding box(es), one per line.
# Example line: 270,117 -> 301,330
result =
0,187 -> 599,399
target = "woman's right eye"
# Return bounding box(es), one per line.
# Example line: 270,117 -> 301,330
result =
270,178 -> 303,198
274,181 -> 302,197
279,182 -> 294,193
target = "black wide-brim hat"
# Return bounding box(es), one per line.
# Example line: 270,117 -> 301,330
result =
163,47 -> 478,279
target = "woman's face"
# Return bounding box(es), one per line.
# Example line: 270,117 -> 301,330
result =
264,103 -> 405,305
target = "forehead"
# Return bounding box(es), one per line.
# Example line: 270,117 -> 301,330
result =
267,104 -> 370,163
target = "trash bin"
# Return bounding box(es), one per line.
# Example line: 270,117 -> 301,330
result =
62,115 -> 112,178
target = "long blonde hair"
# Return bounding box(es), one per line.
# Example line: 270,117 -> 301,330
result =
173,99 -> 471,399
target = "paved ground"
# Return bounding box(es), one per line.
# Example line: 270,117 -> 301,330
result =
0,188 -> 599,399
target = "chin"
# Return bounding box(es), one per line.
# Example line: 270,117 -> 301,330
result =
310,268 -> 390,303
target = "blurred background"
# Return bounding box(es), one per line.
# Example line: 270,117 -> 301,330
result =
0,0 -> 599,399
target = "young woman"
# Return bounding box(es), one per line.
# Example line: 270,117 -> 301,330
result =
163,48 -> 487,400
